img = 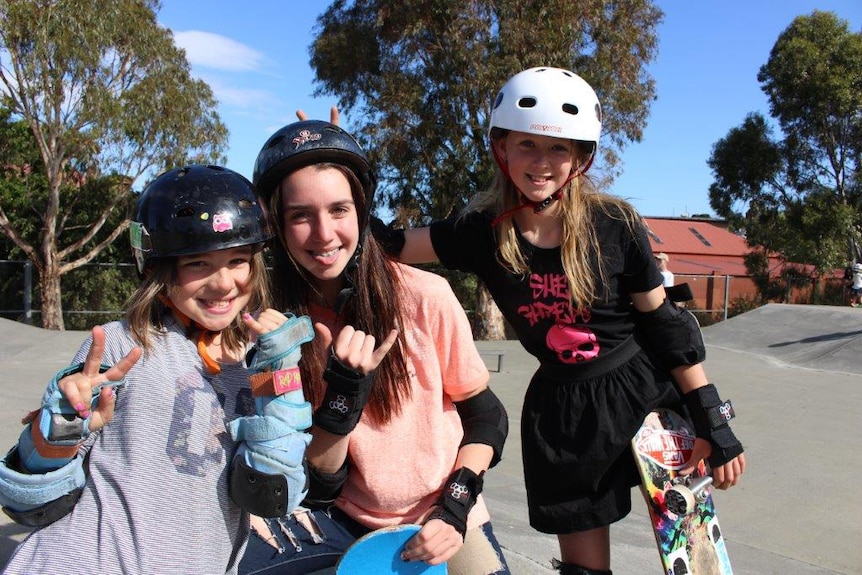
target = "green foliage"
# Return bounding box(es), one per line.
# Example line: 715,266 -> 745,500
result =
708,10 -> 862,277
309,0 -> 663,225
726,295 -> 763,319
0,0 -> 229,328
307,1 -> 664,338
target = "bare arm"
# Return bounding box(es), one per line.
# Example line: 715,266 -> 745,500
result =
399,227 -> 439,264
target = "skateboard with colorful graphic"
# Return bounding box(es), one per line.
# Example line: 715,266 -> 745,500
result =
632,409 -> 732,574
335,524 -> 448,574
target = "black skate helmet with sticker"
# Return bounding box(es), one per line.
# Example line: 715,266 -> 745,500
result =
130,164 -> 271,274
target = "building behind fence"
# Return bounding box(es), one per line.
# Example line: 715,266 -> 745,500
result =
0,260 -> 851,330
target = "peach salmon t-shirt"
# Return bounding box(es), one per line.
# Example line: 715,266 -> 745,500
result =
311,263 -> 492,531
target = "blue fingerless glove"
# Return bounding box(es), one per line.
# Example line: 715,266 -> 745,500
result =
19,363 -> 121,473
229,314 -> 315,517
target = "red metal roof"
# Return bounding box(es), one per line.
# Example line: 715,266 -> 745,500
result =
643,217 -> 769,276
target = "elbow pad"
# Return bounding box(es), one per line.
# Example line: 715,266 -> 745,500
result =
0,441 -> 86,527
453,388 -> 508,468
228,397 -> 312,518
633,299 -> 705,369
229,451 -> 307,518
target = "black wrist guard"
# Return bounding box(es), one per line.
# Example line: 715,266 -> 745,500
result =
683,384 -> 744,468
427,467 -> 484,539
303,460 -> 349,508
370,216 -> 406,258
313,354 -> 375,436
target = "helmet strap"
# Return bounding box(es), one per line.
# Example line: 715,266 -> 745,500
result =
490,140 -> 586,227
490,169 -> 578,227
333,240 -> 364,315
158,294 -> 221,375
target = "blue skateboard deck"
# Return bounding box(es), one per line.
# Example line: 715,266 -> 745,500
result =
335,524 -> 448,574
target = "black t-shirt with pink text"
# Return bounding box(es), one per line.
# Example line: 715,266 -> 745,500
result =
429,209 -> 663,366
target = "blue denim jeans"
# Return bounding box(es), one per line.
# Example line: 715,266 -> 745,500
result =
238,506 -> 510,574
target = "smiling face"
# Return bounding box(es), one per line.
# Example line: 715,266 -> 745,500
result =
278,164 -> 359,302
168,245 -> 254,333
496,130 -> 576,204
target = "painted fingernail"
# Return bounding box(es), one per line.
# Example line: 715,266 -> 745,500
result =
75,403 -> 85,412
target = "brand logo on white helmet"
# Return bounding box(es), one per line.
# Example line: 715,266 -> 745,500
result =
529,123 -> 563,134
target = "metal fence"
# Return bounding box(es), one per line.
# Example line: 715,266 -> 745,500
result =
0,259 -> 138,328
0,260 -> 851,330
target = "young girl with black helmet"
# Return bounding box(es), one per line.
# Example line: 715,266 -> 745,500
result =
238,120 -> 510,574
0,165 -> 312,574
373,67 -> 746,574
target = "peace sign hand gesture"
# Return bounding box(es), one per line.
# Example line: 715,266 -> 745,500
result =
56,325 -> 142,434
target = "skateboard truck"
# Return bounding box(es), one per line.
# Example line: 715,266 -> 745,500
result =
666,475 -> 713,516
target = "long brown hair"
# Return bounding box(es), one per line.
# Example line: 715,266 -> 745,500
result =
467,135 -> 640,308
266,163 -> 411,425
124,250 -> 271,354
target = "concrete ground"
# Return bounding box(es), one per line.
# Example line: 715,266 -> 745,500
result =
1,303 -> 860,573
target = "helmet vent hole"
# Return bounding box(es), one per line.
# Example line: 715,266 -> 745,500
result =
562,103 -> 579,116
493,92 -> 504,110
175,207 -> 195,218
238,199 -> 253,209
517,97 -> 537,109
265,135 -> 286,150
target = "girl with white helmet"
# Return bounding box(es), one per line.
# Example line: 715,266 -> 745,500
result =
373,66 -> 747,574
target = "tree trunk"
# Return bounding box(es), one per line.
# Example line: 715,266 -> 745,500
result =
40,267 -> 64,330
473,283 -> 506,341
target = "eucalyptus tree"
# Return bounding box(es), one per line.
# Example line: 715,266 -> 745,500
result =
0,0 -> 227,329
308,0 -> 663,337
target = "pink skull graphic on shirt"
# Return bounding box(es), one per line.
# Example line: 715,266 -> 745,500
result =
546,324 -> 600,364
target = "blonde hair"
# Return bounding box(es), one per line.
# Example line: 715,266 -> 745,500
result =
124,250 -> 271,354
465,138 -> 640,308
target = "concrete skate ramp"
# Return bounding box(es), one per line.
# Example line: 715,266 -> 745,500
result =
2,308 -> 861,574
703,303 -> 862,375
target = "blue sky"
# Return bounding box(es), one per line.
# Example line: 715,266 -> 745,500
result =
158,1 -> 861,218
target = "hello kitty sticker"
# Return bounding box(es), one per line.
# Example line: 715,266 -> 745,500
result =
211,212 -> 234,232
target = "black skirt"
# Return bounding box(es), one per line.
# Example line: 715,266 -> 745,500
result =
520,337 -> 682,533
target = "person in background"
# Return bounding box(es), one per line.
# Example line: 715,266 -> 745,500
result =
368,66 -> 745,574
654,252 -> 674,287
848,262 -> 862,307
0,165 -> 312,575
238,120 -> 510,574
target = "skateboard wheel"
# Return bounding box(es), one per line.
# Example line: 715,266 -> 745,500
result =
666,485 -> 695,515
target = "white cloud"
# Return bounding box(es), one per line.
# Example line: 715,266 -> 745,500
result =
173,30 -> 264,72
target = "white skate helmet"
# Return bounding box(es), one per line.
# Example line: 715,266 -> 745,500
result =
489,67 -> 602,148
